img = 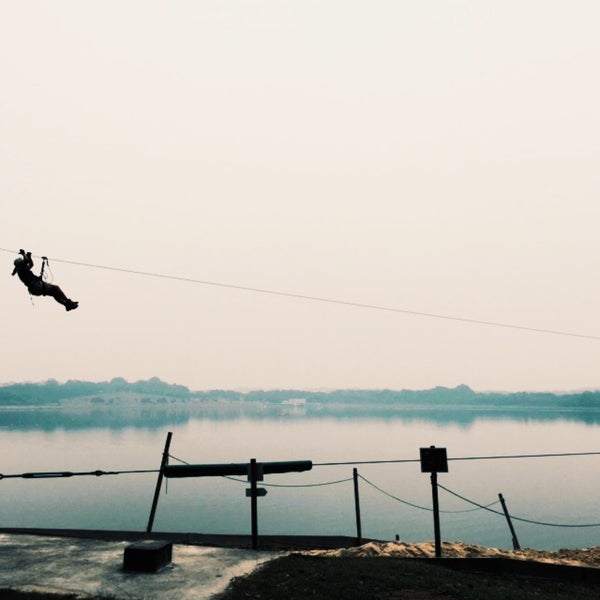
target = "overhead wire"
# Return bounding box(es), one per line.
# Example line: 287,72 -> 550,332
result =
1,246 -> 599,340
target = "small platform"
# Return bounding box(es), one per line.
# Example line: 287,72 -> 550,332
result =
123,540 -> 173,572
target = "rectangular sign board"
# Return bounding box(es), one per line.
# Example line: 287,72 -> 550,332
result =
420,447 -> 448,473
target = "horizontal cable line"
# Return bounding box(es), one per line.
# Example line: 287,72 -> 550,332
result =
448,451 -> 600,462
2,246 -> 598,340
315,459 -> 419,467
438,484 -> 600,528
314,451 -> 600,467
358,475 -> 499,513
2,451 -> 595,480
0,469 -> 158,480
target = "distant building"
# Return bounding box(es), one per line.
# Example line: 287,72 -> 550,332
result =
281,398 -> 307,407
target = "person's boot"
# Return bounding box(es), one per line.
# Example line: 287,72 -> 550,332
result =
66,300 -> 79,311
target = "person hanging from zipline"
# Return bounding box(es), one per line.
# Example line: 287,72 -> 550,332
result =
11,249 -> 78,311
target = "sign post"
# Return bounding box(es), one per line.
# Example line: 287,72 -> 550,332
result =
420,446 -> 448,558
164,459 -> 312,549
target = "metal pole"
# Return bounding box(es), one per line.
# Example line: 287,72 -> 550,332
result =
146,431 -> 173,533
431,472 -> 442,558
250,458 -> 259,550
353,468 -> 362,545
498,492 -> 521,550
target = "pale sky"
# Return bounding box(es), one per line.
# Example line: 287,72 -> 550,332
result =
2,1 -> 599,392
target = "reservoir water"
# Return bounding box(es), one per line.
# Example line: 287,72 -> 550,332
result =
0,407 -> 598,551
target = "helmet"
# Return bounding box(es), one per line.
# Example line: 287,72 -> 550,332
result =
13,257 -> 23,266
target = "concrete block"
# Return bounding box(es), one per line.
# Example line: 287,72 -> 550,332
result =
123,540 -> 173,572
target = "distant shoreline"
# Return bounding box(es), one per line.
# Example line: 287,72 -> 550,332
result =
0,378 -> 598,430
2,377 -> 600,407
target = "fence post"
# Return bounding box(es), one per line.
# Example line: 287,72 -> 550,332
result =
353,468 -> 362,545
498,492 -> 521,550
146,431 -> 173,533
250,458 -> 259,550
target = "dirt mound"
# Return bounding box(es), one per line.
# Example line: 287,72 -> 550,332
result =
304,541 -> 600,567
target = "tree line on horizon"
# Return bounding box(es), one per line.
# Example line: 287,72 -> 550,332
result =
0,377 -> 599,408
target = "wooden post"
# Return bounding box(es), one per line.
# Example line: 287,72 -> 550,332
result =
431,472 -> 442,558
353,468 -> 362,545
146,431 -> 173,533
498,492 -> 521,550
250,458 -> 259,550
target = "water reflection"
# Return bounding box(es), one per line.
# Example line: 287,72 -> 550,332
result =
0,413 -> 598,551
1,402 -> 599,431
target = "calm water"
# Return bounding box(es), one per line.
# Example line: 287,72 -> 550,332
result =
0,410 -> 598,550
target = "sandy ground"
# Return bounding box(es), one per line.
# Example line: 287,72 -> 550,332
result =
305,540 -> 600,568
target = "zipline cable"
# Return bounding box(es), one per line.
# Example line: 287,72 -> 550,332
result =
448,451 -> 600,463
314,450 -> 600,467
0,468 -> 159,480
3,451 -> 596,479
315,458 -> 420,467
1,247 -> 599,341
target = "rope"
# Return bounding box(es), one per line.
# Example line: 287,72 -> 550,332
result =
437,484 -> 600,528
222,475 -> 354,488
168,453 -> 189,465
2,246 -> 599,341
41,257 -> 54,283
357,475 -> 432,511
358,474 -> 499,513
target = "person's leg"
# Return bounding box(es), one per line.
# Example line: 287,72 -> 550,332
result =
27,280 -> 44,296
43,283 -> 78,310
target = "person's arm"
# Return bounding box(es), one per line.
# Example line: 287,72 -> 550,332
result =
24,251 -> 33,270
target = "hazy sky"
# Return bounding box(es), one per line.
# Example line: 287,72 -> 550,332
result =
2,1 -> 599,392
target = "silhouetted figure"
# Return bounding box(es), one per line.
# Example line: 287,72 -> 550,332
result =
12,250 -> 78,311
